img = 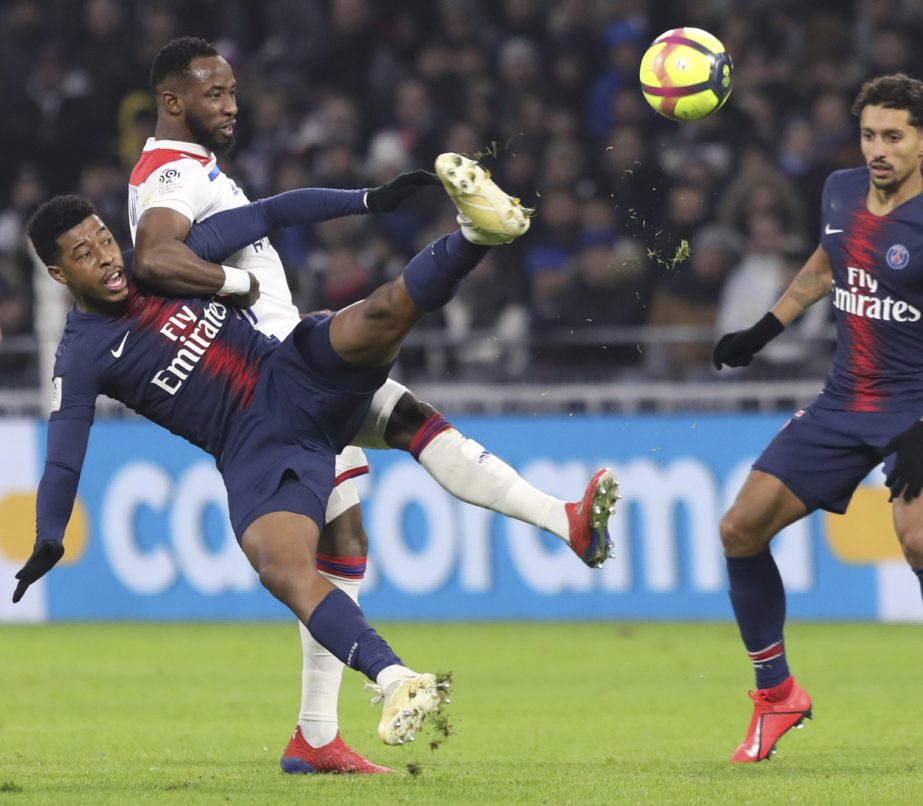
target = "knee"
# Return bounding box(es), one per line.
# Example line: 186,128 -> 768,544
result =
719,507 -> 767,557
257,553 -> 318,601
897,525 -> 923,567
318,507 -> 369,556
384,392 -> 438,450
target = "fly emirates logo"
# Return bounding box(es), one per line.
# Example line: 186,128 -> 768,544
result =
833,266 -> 921,322
151,301 -> 228,395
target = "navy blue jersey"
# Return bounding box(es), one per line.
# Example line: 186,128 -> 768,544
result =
819,167 -> 923,412
51,260 -> 274,459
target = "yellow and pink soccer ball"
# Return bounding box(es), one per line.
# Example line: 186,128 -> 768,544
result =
639,28 -> 733,122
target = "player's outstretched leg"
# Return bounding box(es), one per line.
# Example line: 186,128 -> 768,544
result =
565,468 -> 620,567
731,677 -> 812,763
326,152 -> 529,368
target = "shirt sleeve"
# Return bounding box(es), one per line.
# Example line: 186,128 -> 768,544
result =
37,348 -> 99,544
184,188 -> 368,263
136,157 -> 217,224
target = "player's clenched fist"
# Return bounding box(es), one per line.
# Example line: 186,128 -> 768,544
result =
713,312 -> 785,370
225,272 -> 260,309
881,420 -> 923,502
12,539 -> 64,603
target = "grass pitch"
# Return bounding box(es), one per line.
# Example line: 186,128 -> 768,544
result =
0,622 -> 920,804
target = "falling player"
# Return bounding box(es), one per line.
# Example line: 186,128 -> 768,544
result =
713,73 -> 923,762
128,36 -> 618,773
12,154 -> 553,751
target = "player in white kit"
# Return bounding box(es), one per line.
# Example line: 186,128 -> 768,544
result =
130,37 -> 618,773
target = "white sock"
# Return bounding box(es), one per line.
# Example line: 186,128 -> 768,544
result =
417,428 -> 570,542
298,572 -> 361,748
376,664 -> 417,692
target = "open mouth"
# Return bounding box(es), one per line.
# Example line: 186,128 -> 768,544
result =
871,163 -> 891,176
219,123 -> 235,137
104,269 -> 126,292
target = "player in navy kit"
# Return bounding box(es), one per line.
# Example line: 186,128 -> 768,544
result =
12,154 -> 532,750
132,36 -> 618,775
713,74 -> 923,762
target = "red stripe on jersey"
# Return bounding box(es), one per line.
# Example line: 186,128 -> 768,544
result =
201,340 -> 261,408
127,291 -> 185,335
129,148 -> 213,187
843,209 -> 885,412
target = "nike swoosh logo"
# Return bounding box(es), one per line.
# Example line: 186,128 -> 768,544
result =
111,331 -> 129,358
825,225 -> 843,234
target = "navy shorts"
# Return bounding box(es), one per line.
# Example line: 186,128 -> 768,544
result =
754,404 -> 921,514
219,315 -> 390,539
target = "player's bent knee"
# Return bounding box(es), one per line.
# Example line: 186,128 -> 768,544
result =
318,504 -> 368,556
897,526 -> 923,567
719,508 -> 768,557
385,393 -> 438,450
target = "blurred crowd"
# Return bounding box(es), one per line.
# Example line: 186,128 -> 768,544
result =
2,0 -> 923,389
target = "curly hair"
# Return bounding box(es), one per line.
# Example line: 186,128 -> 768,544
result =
851,73 -> 923,128
150,36 -> 219,92
26,195 -> 97,266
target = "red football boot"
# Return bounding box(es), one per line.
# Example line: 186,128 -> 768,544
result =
730,677 -> 812,763
280,727 -> 394,774
565,468 -> 619,567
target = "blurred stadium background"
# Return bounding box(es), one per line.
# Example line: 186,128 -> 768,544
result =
1,0 -> 921,625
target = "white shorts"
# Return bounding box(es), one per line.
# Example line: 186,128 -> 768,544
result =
325,379 -> 410,523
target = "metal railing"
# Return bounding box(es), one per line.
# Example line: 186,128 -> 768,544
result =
0,323 -> 834,417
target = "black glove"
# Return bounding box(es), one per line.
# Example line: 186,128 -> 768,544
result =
713,312 -> 785,370
13,540 -> 64,603
364,170 -> 441,213
881,420 -> 923,502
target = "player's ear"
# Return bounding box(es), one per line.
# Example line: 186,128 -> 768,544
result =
160,89 -> 183,116
46,265 -> 68,286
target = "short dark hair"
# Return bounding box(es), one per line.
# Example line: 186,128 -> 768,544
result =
150,36 -> 219,92
27,195 -> 97,266
851,73 -> 923,128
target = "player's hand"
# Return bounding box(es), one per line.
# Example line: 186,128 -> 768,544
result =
225,272 -> 260,309
712,312 -> 785,370
13,540 -> 64,603
881,420 -> 923,502
364,170 -> 441,213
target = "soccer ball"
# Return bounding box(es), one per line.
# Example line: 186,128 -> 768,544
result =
639,28 -> 733,122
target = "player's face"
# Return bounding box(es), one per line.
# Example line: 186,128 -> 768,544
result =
181,56 -> 238,155
859,105 -> 923,192
49,214 -> 128,313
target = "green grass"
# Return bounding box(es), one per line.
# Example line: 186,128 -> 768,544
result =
0,622 -> 920,804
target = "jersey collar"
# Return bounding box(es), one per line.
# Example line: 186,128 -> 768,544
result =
143,137 -> 213,159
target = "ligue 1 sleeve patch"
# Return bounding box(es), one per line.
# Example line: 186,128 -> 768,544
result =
51,376 -> 62,412
156,167 -> 184,193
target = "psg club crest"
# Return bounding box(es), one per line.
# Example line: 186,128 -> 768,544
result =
886,244 -> 909,270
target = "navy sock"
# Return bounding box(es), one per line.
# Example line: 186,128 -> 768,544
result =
914,568 -> 923,603
306,588 -> 402,681
402,231 -> 490,311
726,551 -> 790,689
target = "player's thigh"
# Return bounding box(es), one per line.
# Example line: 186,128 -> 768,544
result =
891,494 -> 923,566
720,470 -> 810,556
241,511 -> 321,579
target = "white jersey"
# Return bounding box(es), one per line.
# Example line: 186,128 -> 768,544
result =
128,137 -> 300,340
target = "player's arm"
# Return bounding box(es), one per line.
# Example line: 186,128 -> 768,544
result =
133,207 -> 258,307
713,245 -> 833,370
182,171 -> 441,262
13,377 -> 97,603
